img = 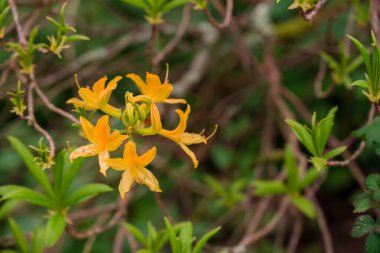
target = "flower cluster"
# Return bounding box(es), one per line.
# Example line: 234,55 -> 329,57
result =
67,72 -> 216,198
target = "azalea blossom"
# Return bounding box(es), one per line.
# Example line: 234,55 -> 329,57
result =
107,141 -> 161,198
159,105 -> 217,168
126,73 -> 186,135
69,115 -> 128,176
67,76 -> 122,118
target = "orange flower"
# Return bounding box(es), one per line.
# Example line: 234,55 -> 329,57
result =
159,105 -> 217,168
67,76 -> 122,118
126,72 -> 186,135
70,115 -> 128,176
107,141 -> 161,198
126,72 -> 186,104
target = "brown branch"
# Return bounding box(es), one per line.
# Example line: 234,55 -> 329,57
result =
147,24 -> 158,67
302,0 -> 327,22
371,0 -> 380,46
313,58 -> 333,98
67,195 -> 130,239
235,197 -> 290,248
152,4 -> 192,67
7,0 -> 27,46
287,213 -> 303,253
204,0 -> 233,30
312,197 -> 334,253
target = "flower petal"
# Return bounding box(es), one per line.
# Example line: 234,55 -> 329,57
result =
135,166 -> 161,192
123,141 -> 137,160
127,73 -> 149,95
163,98 -> 187,104
79,117 -> 96,143
107,158 -> 128,171
98,150 -> 110,177
93,115 -> 110,145
146,72 -> 162,90
179,143 -> 199,168
69,144 -> 98,161
92,76 -> 107,95
78,88 -> 97,109
180,132 -> 205,145
150,103 -> 162,133
106,132 -> 128,151
66,97 -> 86,107
138,146 -> 156,166
118,171 -> 134,199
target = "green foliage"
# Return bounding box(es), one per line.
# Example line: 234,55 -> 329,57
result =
7,81 -> 27,118
0,0 -> 9,39
352,175 -> 380,252
125,218 -> 220,253
29,138 -> 55,170
354,116 -> 380,156
320,44 -> 362,88
203,175 -> 245,207
46,3 -> 89,58
6,27 -> 45,74
252,146 -> 320,218
1,137 -> 113,248
8,218 -> 46,253
349,32 -> 380,103
285,107 -> 346,170
280,0 -> 317,12
122,0 -> 187,24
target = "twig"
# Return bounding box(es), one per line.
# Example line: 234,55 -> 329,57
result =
313,58 -> 333,98
287,213 -> 303,253
67,195 -> 130,239
113,224 -> 125,253
34,82 -> 79,124
147,24 -> 158,67
371,0 -> 380,46
204,0 -> 233,29
302,0 -> 327,22
152,4 -> 192,67
7,0 -> 27,46
312,197 -> 334,253
235,197 -> 290,249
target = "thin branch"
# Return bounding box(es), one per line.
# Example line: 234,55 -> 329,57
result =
313,58 -> 333,98
371,0 -> 380,46
302,0 -> 327,22
204,0 -> 233,30
67,195 -> 130,239
235,197 -> 290,248
152,4 -> 192,67
7,0 -> 27,45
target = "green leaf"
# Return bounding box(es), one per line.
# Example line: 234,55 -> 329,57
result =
351,79 -> 369,89
164,217 -> 180,253
66,183 -> 112,206
179,222 -> 193,253
61,157 -> 84,197
122,0 -> 148,10
310,156 -> 327,171
314,107 -> 337,156
352,215 -> 375,238
285,119 -> 316,156
7,136 -> 53,198
0,200 -> 20,220
44,213 -> 66,247
162,0 -> 188,13
31,226 -> 45,253
252,180 -> 287,196
0,185 -> 52,208
284,146 -> 299,191
290,195 -> 316,219
203,175 -> 227,197
124,223 -> 148,246
8,218 -> 28,253
297,168 -> 322,190
365,174 -> 380,191
193,227 -> 221,253
320,52 -> 339,70
353,192 -> 373,213
366,232 -> 380,253
348,35 -> 370,71
65,34 -> 90,42
324,146 -> 347,159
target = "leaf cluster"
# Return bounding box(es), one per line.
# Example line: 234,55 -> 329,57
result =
285,107 -> 346,170
252,146 -> 321,218
0,0 -> 10,39
7,81 -> 27,118
125,217 -> 221,253
122,0 -> 188,24
349,32 -> 380,103
0,137 -> 113,250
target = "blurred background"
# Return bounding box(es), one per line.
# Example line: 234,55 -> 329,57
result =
0,0 -> 378,252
